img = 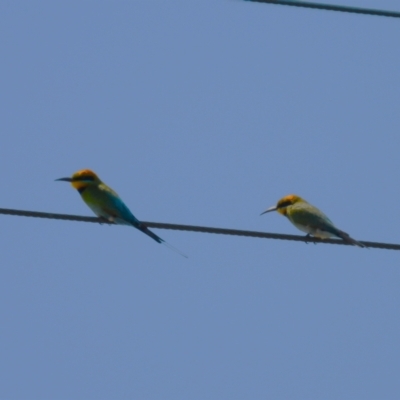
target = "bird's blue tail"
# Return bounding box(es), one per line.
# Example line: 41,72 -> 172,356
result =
137,223 -> 188,258
138,224 -> 164,244
329,227 -> 365,248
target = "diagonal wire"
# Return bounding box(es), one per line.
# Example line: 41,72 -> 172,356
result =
0,207 -> 398,250
244,0 -> 400,18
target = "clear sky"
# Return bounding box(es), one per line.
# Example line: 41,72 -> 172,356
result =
1,1 -> 400,399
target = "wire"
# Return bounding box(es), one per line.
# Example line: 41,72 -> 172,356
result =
0,207 -> 398,250
244,0 -> 400,18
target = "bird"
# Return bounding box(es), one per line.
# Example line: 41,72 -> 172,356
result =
56,169 -> 187,257
260,194 -> 365,248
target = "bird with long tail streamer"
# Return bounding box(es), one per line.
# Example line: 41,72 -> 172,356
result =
56,169 -> 187,257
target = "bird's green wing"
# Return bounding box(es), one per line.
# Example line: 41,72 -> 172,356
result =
98,183 -> 120,198
288,203 -> 338,232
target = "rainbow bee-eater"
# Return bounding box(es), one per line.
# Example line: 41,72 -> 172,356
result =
261,194 -> 365,248
56,169 -> 187,257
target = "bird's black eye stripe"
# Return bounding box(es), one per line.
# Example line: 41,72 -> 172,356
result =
278,200 -> 292,208
73,176 -> 95,182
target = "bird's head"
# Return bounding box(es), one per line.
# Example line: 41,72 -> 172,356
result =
56,169 -> 101,191
261,194 -> 305,216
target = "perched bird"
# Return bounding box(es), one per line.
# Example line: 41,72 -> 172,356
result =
261,194 -> 365,248
56,169 -> 187,257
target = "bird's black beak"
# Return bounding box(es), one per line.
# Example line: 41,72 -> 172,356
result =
55,177 -> 73,182
260,205 -> 277,216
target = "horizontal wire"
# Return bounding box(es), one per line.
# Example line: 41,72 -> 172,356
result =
0,207 -> 398,250
244,0 -> 400,18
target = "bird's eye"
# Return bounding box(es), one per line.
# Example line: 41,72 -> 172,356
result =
278,200 -> 292,208
74,175 -> 95,182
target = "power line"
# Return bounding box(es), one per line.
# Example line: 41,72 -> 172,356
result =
244,0 -> 400,18
0,207 -> 398,250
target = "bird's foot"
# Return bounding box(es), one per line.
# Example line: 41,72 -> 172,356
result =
304,234 -> 317,245
99,216 -> 112,225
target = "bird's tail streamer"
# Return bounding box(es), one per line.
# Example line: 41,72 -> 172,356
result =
138,223 -> 188,258
162,241 -> 188,258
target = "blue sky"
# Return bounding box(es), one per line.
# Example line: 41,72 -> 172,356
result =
1,1 -> 400,399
